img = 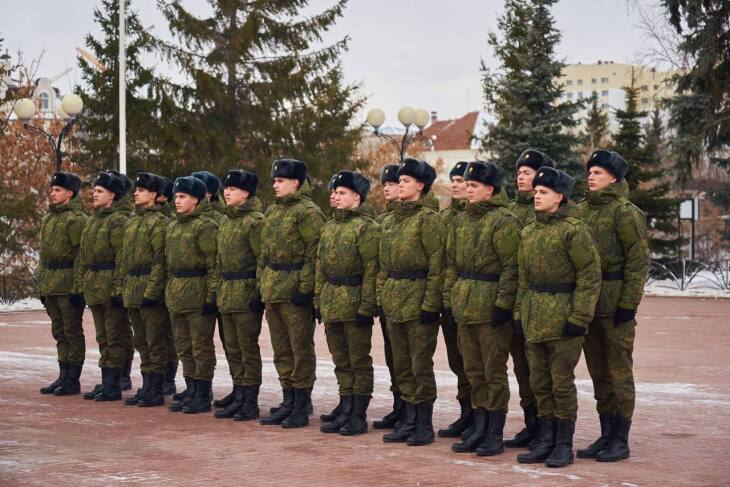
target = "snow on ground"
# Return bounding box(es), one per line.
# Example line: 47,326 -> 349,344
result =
0,298 -> 44,312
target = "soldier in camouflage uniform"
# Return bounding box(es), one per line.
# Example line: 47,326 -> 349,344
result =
213,169 -> 265,421
38,172 -> 87,396
514,167 -> 602,468
505,149 -> 555,448
75,172 -> 129,402
371,164 -> 403,430
438,161 -> 473,438
445,161 -> 521,457
575,150 -> 650,462
165,176 -> 219,414
378,158 -> 446,446
315,171 -> 380,436
156,177 -> 175,217
259,159 -> 325,428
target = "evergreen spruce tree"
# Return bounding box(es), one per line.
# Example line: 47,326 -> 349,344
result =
479,0 -> 583,196
581,94 -> 610,156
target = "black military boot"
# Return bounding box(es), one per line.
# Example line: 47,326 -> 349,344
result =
213,384 -> 236,408
125,374 -> 149,406
373,391 -> 403,429
545,419 -> 575,468
320,395 -> 345,422
577,413 -> 614,458
120,359 -> 132,391
183,379 -> 212,414
41,362 -> 68,394
84,368 -> 106,400
438,396 -> 473,438
282,388 -> 311,428
260,388 -> 294,425
340,395 -> 370,436
320,395 -> 353,433
452,407 -> 488,453
53,363 -> 82,396
214,384 -> 245,419
383,401 -> 417,443
517,417 -> 556,464
162,361 -> 177,395
234,385 -> 260,421
505,404 -> 538,448
596,415 -> 631,462
137,372 -> 165,407
169,378 -> 195,412
95,367 -> 122,401
476,410 -> 507,456
172,376 -> 192,402
407,401 -> 435,446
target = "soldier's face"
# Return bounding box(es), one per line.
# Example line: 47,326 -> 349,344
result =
134,187 -> 157,208
175,193 -> 198,214
224,186 -> 249,206
49,186 -> 73,205
587,166 -> 617,191
398,176 -> 424,202
329,190 -> 337,208
466,181 -> 494,203
93,186 -> 115,208
534,185 -> 563,213
334,187 -> 360,209
451,176 -> 467,199
273,177 -> 299,197
382,182 -> 399,201
516,167 -> 537,192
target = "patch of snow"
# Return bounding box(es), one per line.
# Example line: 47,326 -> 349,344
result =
511,465 -> 582,480
0,298 -> 45,312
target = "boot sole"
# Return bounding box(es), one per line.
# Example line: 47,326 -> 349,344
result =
406,438 -> 434,446
183,408 -> 211,414
339,428 -> 367,436
437,430 -> 463,438
596,452 -> 630,462
545,458 -> 574,468
137,402 -> 164,407
476,447 -> 504,457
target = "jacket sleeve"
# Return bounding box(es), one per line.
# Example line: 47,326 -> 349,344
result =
493,213 -> 521,311
71,216 -> 88,295
199,220 -> 219,304
296,207 -> 325,296
442,216 -> 459,310
249,216 -> 263,296
420,211 -> 447,313
144,215 -> 168,301
617,204 -> 650,310
313,235 -> 325,310
514,232 -> 528,321
567,223 -> 602,327
357,221 -> 381,317
110,214 -> 127,297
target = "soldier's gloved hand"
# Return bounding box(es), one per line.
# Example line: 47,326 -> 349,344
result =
419,309 -> 440,324
562,322 -> 586,337
614,307 -> 636,326
202,302 -> 218,315
292,292 -> 313,307
513,319 -> 524,337
491,306 -> 512,326
355,314 -> 374,327
69,293 -> 85,309
141,297 -> 158,308
39,295 -> 46,306
249,295 -> 265,314
314,308 -> 322,324
110,295 -> 124,308
442,308 -> 455,326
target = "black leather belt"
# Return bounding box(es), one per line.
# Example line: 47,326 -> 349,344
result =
459,270 -> 500,282
221,271 -> 256,280
602,271 -> 625,281
172,268 -> 207,278
266,261 -> 304,271
528,282 -> 576,293
46,261 -> 74,270
326,275 -> 363,286
128,267 -> 151,277
87,262 -> 115,271
388,270 -> 428,280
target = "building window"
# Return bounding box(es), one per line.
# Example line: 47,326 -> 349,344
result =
641,97 -> 649,104
566,80 -> 573,86
601,77 -> 609,84
601,90 -> 609,96
592,90 -> 598,97
39,92 -> 49,110
592,78 -> 597,84
601,103 -> 609,109
577,91 -> 583,98
641,85 -> 649,92
567,92 -> 574,99
577,79 -> 584,86
653,84 -> 659,90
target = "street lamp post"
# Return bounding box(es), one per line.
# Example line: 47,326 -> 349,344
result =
14,94 -> 84,171
366,106 -> 430,163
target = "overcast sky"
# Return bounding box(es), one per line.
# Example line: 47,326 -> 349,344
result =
2,0 -> 658,123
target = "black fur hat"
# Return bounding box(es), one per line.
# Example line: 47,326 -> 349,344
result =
160,177 -> 174,201
586,149 -> 629,181
380,164 -> 400,184
449,161 -> 469,180
396,158 -> 437,193
271,159 -> 307,183
515,149 -> 554,171
173,176 -> 207,202
135,172 -> 164,195
327,173 -> 338,192
331,170 -> 371,203
464,161 -> 503,193
94,171 -> 127,201
223,169 -> 259,196
50,171 -> 81,197
192,171 -> 221,201
107,169 -> 132,194
532,166 -> 575,203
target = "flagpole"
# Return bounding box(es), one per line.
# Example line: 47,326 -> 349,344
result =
118,0 -> 126,174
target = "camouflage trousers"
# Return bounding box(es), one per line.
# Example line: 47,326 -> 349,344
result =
89,303 -> 130,369
129,304 -> 175,374
458,321 -> 512,411
387,319 -> 438,405
221,311 -> 263,386
441,318 -> 471,401
170,311 -> 217,381
526,336 -> 584,421
45,295 -> 85,365
510,332 -> 537,409
266,302 -> 316,389
379,315 -> 398,393
584,315 -> 636,420
325,321 -> 374,396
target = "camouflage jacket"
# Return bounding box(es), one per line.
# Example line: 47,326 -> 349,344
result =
38,195 -> 87,296
121,204 -> 169,308
74,204 -> 128,305
441,198 -> 467,230
165,205 -> 219,313
216,200 -> 264,313
575,181 -> 650,316
509,191 -> 535,227
315,205 -> 381,323
515,206 -> 602,343
259,180 -> 325,303
377,195 -> 447,324
198,198 -> 225,225
444,197 -> 521,325
376,200 -> 397,226
160,201 -> 174,218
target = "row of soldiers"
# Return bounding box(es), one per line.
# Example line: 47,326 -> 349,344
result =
37,147 -> 649,468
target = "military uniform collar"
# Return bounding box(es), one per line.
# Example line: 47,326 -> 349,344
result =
535,204 -> 570,223
586,182 -> 623,206
515,190 -> 534,204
